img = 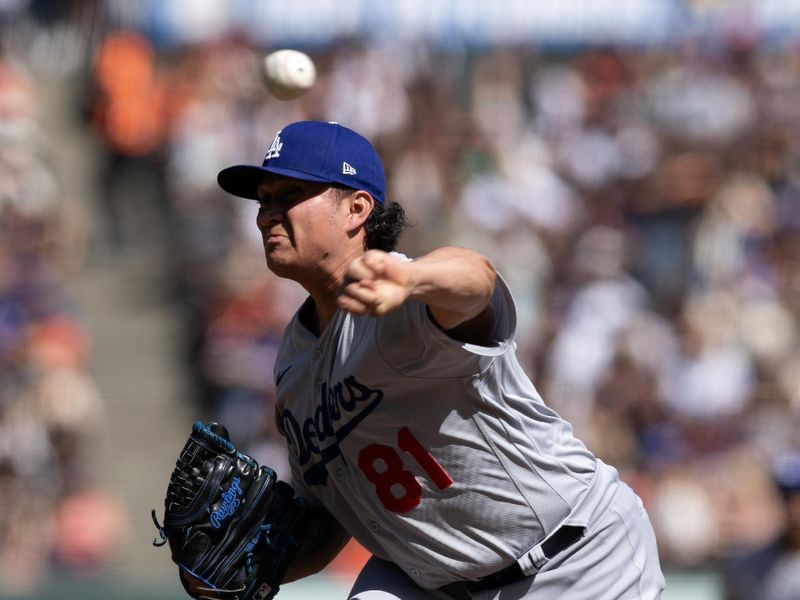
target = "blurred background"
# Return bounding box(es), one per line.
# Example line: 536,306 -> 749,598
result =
2,0 -> 800,598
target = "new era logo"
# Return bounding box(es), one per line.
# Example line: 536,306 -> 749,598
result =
264,131 -> 283,160
342,162 -> 356,175
253,583 -> 272,600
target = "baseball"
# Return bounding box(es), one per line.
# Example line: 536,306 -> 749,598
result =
263,49 -> 316,101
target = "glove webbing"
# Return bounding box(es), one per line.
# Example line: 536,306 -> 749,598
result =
153,422 -> 236,544
166,441 -> 215,513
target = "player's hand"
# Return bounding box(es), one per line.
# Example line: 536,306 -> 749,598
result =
338,250 -> 412,316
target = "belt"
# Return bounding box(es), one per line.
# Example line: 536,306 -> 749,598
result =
439,525 -> 585,599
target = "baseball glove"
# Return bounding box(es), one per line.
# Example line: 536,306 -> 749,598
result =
152,421 -> 306,600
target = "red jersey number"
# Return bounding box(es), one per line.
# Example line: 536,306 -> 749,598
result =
357,427 -> 453,514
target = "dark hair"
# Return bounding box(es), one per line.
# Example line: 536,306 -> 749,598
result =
330,185 -> 406,251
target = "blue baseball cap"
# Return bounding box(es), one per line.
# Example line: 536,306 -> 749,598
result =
217,121 -> 385,204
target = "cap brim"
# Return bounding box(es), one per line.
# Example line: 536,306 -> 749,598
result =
217,165 -> 334,200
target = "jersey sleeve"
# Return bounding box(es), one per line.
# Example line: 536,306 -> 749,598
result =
484,273 -> 516,345
375,272 -> 517,378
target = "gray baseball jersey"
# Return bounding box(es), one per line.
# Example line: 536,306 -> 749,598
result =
274,265 -> 616,589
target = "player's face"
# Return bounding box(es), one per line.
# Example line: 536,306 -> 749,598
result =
255,176 -> 348,280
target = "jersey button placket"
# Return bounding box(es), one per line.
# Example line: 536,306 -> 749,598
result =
312,346 -> 323,387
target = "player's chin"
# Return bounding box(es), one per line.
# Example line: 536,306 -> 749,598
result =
265,253 -> 293,277
264,239 -> 286,257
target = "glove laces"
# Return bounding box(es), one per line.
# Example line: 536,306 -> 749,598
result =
151,509 -> 167,547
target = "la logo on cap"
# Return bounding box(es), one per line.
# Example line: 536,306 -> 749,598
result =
343,162 -> 356,175
264,131 -> 282,160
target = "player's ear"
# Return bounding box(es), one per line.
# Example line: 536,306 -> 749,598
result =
345,190 -> 374,232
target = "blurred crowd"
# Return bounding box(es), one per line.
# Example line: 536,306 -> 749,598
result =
4,4 -> 800,597
0,51 -> 126,592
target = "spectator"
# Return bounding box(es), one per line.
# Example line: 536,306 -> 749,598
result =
722,453 -> 800,600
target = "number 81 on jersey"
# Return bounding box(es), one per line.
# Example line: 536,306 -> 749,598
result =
357,427 -> 453,513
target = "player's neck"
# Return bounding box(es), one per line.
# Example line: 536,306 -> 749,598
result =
299,295 -> 337,337
312,246 -> 366,333
295,244 -> 366,335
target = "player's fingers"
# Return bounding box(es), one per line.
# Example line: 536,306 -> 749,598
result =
361,250 -> 389,276
338,281 -> 380,311
340,280 -> 378,302
339,274 -> 374,293
363,250 -> 410,289
361,249 -> 385,266
345,256 -> 379,283
336,293 -> 372,315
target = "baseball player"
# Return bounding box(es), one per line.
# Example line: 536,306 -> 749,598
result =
216,121 -> 666,599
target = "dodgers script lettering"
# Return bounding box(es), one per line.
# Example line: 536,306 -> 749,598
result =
280,375 -> 384,475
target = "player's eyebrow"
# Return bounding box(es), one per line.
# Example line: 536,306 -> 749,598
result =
257,182 -> 301,203
260,181 -> 332,206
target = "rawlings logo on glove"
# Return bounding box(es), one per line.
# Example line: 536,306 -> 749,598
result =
152,422 -> 307,600
211,477 -> 243,528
